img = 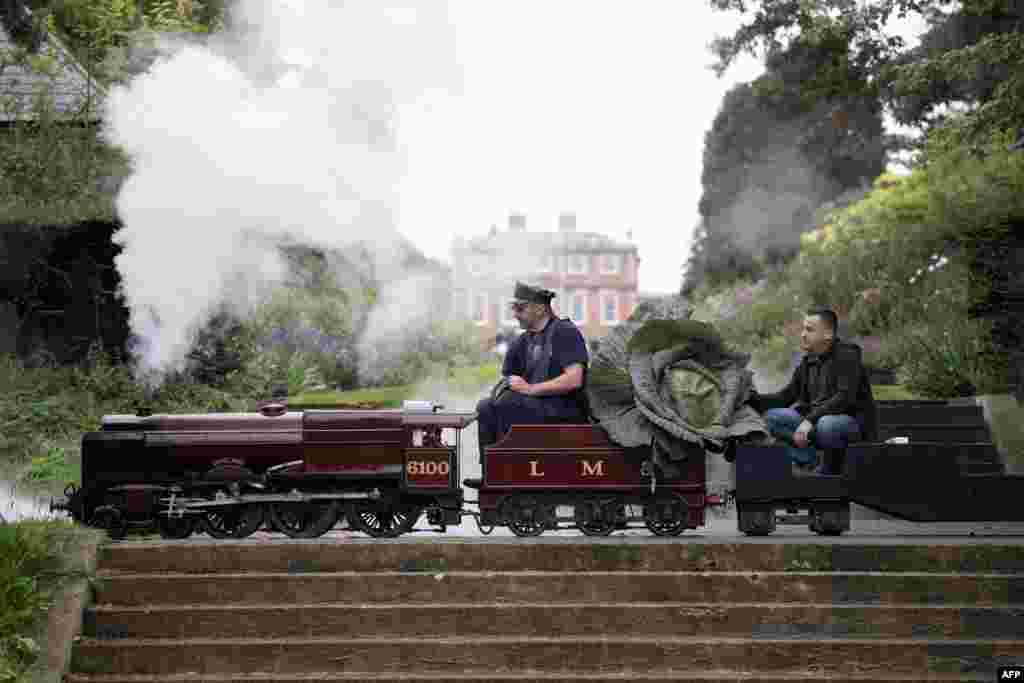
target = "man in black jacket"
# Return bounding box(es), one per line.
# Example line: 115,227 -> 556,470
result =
750,308 -> 878,475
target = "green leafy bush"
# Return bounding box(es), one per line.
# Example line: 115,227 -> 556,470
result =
889,314 -> 1009,399
364,320 -> 490,388
752,334 -> 798,378
0,521 -> 54,681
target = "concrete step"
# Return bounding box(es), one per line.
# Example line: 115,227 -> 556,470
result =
82,602 -> 1024,640
95,540 -> 1024,574
92,570 -> 1024,607
62,671 -> 999,682
68,636 -> 1024,677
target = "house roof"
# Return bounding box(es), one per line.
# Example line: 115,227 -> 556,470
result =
465,229 -> 637,255
0,3 -> 104,122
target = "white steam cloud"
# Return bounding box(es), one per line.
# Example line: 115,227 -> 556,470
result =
104,0 -> 459,377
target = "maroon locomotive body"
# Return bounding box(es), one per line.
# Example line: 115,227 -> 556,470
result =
59,402 -> 475,539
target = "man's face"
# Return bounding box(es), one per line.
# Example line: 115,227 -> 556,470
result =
511,301 -> 544,329
800,315 -> 833,354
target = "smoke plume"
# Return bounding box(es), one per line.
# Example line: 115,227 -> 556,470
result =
104,0 -> 459,380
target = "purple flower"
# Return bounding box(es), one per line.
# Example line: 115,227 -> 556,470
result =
269,328 -> 289,345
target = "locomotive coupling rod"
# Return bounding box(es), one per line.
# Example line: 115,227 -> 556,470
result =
158,489 -> 381,509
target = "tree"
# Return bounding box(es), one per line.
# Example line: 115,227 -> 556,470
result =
683,35 -> 886,293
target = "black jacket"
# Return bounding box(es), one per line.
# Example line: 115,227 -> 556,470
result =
751,339 -> 878,441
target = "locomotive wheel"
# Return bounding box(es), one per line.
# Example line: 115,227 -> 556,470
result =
643,494 -> 688,537
347,499 -> 422,538
200,504 -> 264,539
157,513 -> 195,539
809,502 -> 849,537
574,499 -> 621,537
737,503 -> 776,536
268,500 -> 340,539
502,496 -> 552,537
90,505 -> 127,540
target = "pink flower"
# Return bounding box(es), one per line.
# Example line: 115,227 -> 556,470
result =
735,288 -> 754,306
861,336 -> 882,355
861,288 -> 882,306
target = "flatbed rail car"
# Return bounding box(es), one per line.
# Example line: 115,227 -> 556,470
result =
734,400 -> 1022,535
54,402 -> 476,539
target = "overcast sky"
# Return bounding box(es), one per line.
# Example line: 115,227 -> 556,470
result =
393,2 -> 928,295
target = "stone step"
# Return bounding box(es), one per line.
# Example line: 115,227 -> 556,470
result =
68,636 -> 1024,677
62,671 -> 998,682
92,571 -> 1024,607
876,405 -> 985,426
82,602 -> 1024,640
95,540 -> 1024,574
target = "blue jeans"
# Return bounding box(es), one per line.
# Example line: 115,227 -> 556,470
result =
764,408 -> 863,467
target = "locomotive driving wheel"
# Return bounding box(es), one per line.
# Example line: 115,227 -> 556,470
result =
502,495 -> 553,537
643,493 -> 689,537
200,501 -> 264,539
574,498 -> 622,537
268,499 -> 341,539
347,499 -> 422,538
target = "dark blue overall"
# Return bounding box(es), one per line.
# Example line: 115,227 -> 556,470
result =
476,317 -> 588,453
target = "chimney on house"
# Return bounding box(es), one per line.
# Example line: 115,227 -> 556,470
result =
508,213 -> 526,231
558,213 -> 576,232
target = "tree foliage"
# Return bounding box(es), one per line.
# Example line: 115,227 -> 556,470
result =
708,0 -> 1024,138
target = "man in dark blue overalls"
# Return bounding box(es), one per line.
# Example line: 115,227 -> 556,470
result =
475,282 -> 589,456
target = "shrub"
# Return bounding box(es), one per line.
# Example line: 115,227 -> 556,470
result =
360,320 -> 490,388
889,315 -> 1009,399
0,521 -> 55,681
752,334 -> 799,379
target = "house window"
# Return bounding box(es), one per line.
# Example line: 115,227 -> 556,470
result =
468,256 -> 484,277
569,291 -> 587,324
568,253 -> 588,274
472,293 -> 487,324
601,253 -> 621,274
602,293 -> 618,325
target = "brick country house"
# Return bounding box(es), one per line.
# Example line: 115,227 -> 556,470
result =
451,213 -> 639,348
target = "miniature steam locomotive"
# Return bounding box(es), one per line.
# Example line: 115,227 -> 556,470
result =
53,400 -> 725,539
54,398 -> 1021,540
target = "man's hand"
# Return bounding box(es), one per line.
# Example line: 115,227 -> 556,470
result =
793,419 -> 814,448
507,375 -> 532,395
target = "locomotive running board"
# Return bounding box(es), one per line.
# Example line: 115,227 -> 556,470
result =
736,444 -> 1024,522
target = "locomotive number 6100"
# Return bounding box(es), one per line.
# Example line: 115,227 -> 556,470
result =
407,461 -> 450,476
